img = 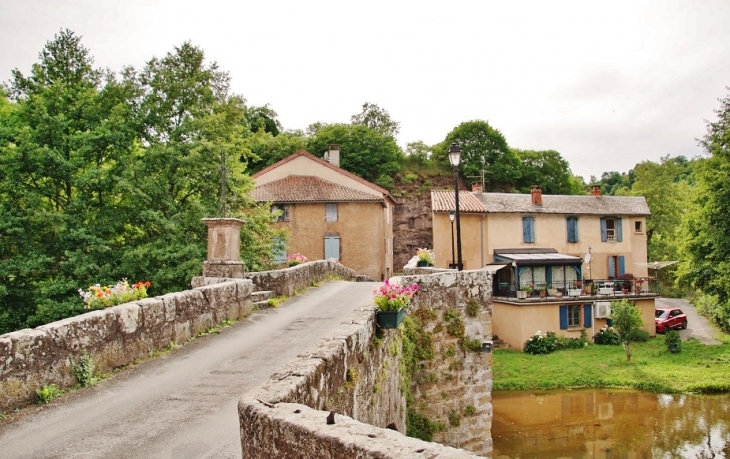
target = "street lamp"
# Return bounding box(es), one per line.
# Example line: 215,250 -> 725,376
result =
449,211 -> 456,269
448,142 -> 463,271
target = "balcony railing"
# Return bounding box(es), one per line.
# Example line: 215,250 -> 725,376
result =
494,278 -> 658,300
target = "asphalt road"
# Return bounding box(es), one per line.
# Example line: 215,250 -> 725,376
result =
0,280 -> 379,459
655,297 -> 722,345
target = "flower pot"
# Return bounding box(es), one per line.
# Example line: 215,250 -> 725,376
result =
669,343 -> 681,353
517,291 -> 528,299
376,308 -> 406,329
416,260 -> 433,267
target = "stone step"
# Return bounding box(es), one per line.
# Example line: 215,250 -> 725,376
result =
492,335 -> 511,350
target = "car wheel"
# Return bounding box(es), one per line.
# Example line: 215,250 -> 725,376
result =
681,320 -> 687,329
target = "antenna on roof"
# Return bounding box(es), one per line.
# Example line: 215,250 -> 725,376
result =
467,169 -> 489,190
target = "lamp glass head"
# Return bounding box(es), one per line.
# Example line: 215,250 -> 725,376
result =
448,143 -> 461,167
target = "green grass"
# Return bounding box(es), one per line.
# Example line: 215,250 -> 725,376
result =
493,337 -> 730,394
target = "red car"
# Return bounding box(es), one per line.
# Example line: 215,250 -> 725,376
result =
655,307 -> 687,333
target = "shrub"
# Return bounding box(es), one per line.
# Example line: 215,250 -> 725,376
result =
593,326 -> 621,345
524,331 -> 558,355
36,384 -> 64,403
665,329 -> 681,352
626,328 -> 650,342
71,352 -> 99,387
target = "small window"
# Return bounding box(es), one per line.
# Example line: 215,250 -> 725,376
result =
272,204 -> 289,222
325,203 -> 338,222
635,221 -> 642,233
601,217 -> 623,242
522,216 -> 535,243
567,216 -> 579,243
324,236 -> 340,260
568,305 -> 581,328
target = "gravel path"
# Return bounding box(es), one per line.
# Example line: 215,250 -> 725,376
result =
655,297 -> 722,345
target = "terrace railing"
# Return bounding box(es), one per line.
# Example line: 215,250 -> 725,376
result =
494,278 -> 658,300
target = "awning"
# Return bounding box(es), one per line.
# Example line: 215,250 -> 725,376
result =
494,252 -> 582,266
483,264 -> 510,274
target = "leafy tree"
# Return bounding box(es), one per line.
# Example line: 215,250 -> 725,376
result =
245,129 -> 306,175
677,87 -> 730,306
305,123 -> 403,188
246,104 -> 281,136
350,102 -> 400,138
596,170 -> 633,196
610,299 -> 645,361
513,149 -> 576,194
433,120 -> 521,191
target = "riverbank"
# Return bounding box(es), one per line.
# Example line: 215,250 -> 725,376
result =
493,335 -> 730,393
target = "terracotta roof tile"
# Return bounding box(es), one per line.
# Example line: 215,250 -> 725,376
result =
432,190 -> 650,216
254,176 -> 384,203
431,190 -> 488,213
252,150 -> 392,200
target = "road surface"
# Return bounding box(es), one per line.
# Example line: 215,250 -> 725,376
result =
655,297 -> 722,345
0,280 -> 378,458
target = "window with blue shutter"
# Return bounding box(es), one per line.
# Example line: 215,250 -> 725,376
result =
324,236 -> 340,260
616,217 -> 623,242
618,255 -> 625,276
559,305 -> 568,330
583,304 -> 592,328
608,256 -> 616,278
523,216 -> 535,243
600,218 -> 607,242
567,216 -> 579,243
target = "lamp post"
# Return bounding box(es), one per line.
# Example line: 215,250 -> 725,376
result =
448,143 -> 463,271
449,211 -> 455,268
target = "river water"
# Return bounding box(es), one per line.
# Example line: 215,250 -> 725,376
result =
492,389 -> 730,458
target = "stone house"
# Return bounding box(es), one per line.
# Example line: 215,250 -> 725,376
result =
253,146 -> 394,281
431,184 -> 656,350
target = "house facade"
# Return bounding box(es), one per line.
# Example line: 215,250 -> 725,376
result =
431,184 -> 656,350
253,146 -> 394,281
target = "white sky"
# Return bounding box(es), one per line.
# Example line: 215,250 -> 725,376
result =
1,0 -> 729,182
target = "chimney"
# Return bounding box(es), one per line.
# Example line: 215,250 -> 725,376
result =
591,185 -> 602,197
472,182 -> 483,193
530,185 -> 542,206
327,144 -> 340,168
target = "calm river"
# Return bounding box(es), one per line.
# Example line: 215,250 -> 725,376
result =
492,389 -> 730,458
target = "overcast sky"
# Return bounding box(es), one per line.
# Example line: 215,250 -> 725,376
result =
1,0 -> 729,182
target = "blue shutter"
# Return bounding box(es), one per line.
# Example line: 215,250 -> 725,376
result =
324,237 -> 340,260
617,218 -> 623,242
583,304 -> 592,328
559,305 -> 568,330
523,217 -> 535,243
567,217 -> 578,243
600,218 -> 607,242
618,256 -> 625,276
608,256 -> 616,278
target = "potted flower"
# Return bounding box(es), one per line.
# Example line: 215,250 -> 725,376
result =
373,279 -> 419,328
286,253 -> 307,267
416,248 -> 435,267
78,279 -> 150,310
517,284 -> 532,299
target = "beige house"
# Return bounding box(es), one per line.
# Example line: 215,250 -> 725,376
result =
431,184 -> 656,350
253,146 -> 394,281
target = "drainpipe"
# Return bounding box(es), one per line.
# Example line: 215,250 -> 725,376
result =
480,215 -> 485,268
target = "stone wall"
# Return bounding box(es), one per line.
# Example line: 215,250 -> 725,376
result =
238,269 -> 493,458
393,194 -> 433,271
398,269 -> 494,456
238,306 -> 482,459
0,279 -> 253,412
244,260 -> 367,295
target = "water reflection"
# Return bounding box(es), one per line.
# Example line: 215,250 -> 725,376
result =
492,389 -> 730,458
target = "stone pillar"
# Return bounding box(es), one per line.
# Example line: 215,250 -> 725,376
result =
201,218 -> 246,278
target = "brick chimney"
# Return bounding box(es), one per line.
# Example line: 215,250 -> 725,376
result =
327,144 -> 340,168
530,185 -> 543,206
472,182 -> 483,193
591,185 -> 602,197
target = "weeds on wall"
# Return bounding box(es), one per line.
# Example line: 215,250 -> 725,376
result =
71,352 -> 99,387
36,384 -> 64,403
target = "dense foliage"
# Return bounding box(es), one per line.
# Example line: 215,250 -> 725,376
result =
0,30 -> 284,334
523,330 -> 588,355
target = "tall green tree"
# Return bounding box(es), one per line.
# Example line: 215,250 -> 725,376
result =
513,149 -> 577,194
350,102 -> 400,138
610,299 -> 645,361
433,120 -> 521,191
305,123 -> 403,189
677,87 -> 730,304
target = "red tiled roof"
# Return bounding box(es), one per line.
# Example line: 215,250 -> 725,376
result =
431,190 -> 488,213
252,150 -> 392,199
254,176 -> 384,203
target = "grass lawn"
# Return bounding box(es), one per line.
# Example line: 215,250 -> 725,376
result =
493,336 -> 730,393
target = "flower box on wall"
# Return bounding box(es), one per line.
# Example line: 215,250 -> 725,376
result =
416,261 -> 433,267
376,308 -> 406,329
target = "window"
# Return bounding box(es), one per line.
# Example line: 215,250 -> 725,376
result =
635,221 -> 642,233
560,304 -> 593,329
566,216 -> 579,243
522,216 -> 535,243
325,203 -> 338,222
600,217 -> 623,242
607,255 -> 625,279
272,204 -> 289,222
324,236 -> 340,260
